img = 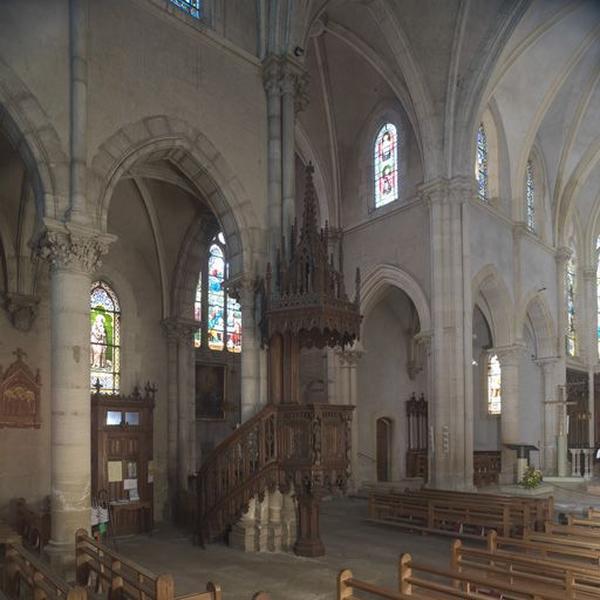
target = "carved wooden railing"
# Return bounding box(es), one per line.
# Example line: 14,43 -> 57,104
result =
196,403 -> 353,551
196,404 -> 280,545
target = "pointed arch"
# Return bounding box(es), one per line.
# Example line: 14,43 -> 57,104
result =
471,265 -> 514,348
360,264 -> 431,337
516,290 -> 557,359
90,116 -> 266,277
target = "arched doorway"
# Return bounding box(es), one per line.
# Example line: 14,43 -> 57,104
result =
376,417 -> 392,482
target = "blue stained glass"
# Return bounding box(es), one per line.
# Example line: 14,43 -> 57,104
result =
374,123 -> 398,208
194,274 -> 202,348
476,123 -> 488,202
170,0 -> 201,19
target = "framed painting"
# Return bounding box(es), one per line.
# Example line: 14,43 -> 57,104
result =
195,363 -> 227,419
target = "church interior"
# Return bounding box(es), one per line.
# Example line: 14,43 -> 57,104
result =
1,0 -> 600,598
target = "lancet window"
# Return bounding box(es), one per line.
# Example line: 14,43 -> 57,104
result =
567,249 -> 577,357
170,0 -> 201,19
526,159 -> 535,232
374,123 -> 398,208
475,123 -> 488,202
487,353 -> 501,415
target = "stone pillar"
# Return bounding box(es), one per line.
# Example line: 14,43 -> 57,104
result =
336,344 -> 363,492
496,344 -> 525,484
423,178 -> 473,490
267,489 -> 283,551
255,492 -> 270,551
263,58 -> 282,264
161,318 -> 198,498
538,358 -> 560,475
231,276 -> 263,422
68,0 -> 89,225
37,223 -> 114,570
229,498 -> 257,552
280,486 -> 297,551
582,267 -> 596,448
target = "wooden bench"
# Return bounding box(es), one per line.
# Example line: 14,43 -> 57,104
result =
368,490 -> 544,538
523,523 -> 600,551
405,488 -> 552,528
75,529 -> 221,600
452,538 -> 600,599
588,507 -> 600,520
337,554 -> 567,599
539,523 -> 600,548
11,497 -> 51,552
568,514 -> 600,529
3,543 -> 87,600
487,530 -> 600,567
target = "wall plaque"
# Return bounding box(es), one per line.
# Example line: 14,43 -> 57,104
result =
0,348 -> 41,429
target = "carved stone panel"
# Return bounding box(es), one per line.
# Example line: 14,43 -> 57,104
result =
0,349 -> 41,429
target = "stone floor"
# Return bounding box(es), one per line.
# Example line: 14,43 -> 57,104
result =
116,497 -> 453,600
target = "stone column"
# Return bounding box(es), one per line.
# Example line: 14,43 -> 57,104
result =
496,344 -> 525,484
582,267 -> 596,448
423,178 -> 473,490
267,488 -> 283,551
336,344 -> 363,492
37,223 -> 114,570
231,276 -> 263,422
68,0 -> 89,225
161,318 -> 198,498
263,58 -> 282,264
537,358 -> 559,475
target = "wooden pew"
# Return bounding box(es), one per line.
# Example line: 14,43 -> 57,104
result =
3,543 -> 87,600
368,490 -> 542,538
452,539 -> 600,599
399,552 -> 571,599
11,497 -> 51,552
588,507 -> 600,520
544,521 -> 600,543
405,488 -> 552,529
487,530 -> 600,568
568,514 -> 600,529
75,529 -> 221,600
337,554 -> 568,599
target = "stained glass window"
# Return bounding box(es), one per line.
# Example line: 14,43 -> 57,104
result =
475,123 -> 488,202
374,123 -> 398,208
567,250 -> 577,357
90,281 -> 121,394
487,354 -> 501,415
170,0 -> 201,19
194,273 -> 202,348
208,243 -> 225,351
195,232 -> 242,353
526,159 -> 535,232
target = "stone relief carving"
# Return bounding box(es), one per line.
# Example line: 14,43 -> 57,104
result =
0,348 -> 41,429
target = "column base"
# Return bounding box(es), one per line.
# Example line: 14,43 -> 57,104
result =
293,537 -> 325,557
44,540 -> 76,578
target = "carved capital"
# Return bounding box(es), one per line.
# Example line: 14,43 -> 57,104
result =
36,221 -> 115,274
493,343 -> 527,366
226,273 -> 258,305
161,317 -> 200,343
335,341 -> 364,366
555,246 -> 572,266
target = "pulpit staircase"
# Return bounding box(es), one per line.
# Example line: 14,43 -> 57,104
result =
195,164 -> 361,556
195,402 -> 354,553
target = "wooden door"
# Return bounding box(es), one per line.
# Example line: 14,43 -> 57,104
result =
376,418 -> 391,482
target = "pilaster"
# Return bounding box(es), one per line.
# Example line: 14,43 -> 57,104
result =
421,177 -> 474,490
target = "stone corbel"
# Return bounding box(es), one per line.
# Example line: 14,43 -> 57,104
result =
2,293 -> 39,332
407,330 -> 432,380
161,317 -> 200,344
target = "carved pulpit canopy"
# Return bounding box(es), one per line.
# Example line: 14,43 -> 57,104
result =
265,164 -> 362,349
0,349 -> 41,429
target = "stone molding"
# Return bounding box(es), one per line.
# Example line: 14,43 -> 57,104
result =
418,176 -> 474,207
492,343 -> 528,365
262,56 -> 309,113
161,317 -> 200,343
36,221 -> 115,274
555,246 -> 572,265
